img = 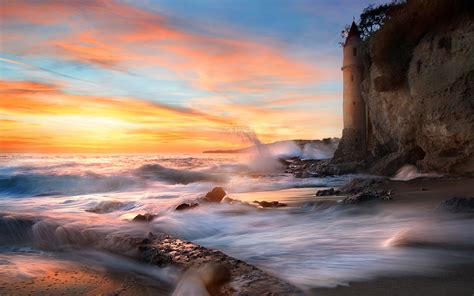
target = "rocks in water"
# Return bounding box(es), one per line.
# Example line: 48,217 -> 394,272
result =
175,188 -> 226,211
341,192 -> 392,204
437,197 -> 474,213
203,187 -> 226,203
339,178 -> 393,204
132,213 -> 157,222
315,188 -> 340,196
175,203 -> 199,211
340,178 -> 386,194
253,200 -> 287,208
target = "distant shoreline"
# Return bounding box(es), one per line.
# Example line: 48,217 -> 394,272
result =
202,138 -> 339,154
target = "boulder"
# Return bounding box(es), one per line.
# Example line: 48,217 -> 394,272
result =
253,201 -> 287,208
132,213 -> 157,222
175,203 -> 199,211
341,192 -> 392,204
203,187 -> 226,203
315,188 -> 340,196
437,197 -> 474,213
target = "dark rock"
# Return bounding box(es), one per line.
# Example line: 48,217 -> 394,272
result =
340,178 -> 387,194
315,188 -> 340,196
132,213 -> 157,222
339,178 -> 393,204
341,191 -> 392,204
437,197 -> 474,213
253,201 -> 287,208
203,187 -> 226,203
175,203 -> 199,211
140,247 -> 173,267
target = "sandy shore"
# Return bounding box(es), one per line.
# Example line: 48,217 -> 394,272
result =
0,176 -> 472,295
311,176 -> 474,296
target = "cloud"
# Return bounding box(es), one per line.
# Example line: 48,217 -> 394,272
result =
0,79 -> 341,152
1,0 -> 332,94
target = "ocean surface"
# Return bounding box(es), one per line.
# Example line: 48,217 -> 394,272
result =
1,153 -> 473,292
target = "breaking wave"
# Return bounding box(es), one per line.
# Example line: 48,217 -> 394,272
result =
391,164 -> 442,181
0,173 -> 138,197
135,164 -> 228,184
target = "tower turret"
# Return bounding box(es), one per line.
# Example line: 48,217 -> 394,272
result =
341,21 -> 367,152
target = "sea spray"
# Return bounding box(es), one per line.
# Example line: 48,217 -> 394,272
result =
231,126 -> 284,172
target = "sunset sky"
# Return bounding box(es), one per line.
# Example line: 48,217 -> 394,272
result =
0,0 -> 385,153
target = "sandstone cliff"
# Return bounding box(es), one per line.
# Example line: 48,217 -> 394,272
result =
337,0 -> 474,176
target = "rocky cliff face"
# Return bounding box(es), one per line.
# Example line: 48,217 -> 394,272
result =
328,0 -> 474,177
362,15 -> 474,175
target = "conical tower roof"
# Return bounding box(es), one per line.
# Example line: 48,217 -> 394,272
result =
344,21 -> 361,46
347,21 -> 360,38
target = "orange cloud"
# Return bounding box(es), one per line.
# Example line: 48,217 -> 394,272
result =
0,79 -> 341,153
0,80 -> 242,152
1,0 -> 333,93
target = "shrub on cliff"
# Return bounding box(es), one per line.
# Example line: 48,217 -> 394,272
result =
340,1 -> 404,46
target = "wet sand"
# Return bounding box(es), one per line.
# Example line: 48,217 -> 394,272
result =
312,176 -> 474,296
1,177 -> 472,295
0,255 -> 172,296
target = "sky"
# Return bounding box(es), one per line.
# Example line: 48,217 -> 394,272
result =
0,0 -> 386,153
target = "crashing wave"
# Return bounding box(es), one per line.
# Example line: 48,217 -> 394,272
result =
85,200 -> 136,214
135,164 -> 227,185
391,164 -> 442,181
0,173 -> 137,197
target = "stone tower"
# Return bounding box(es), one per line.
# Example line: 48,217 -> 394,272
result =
340,21 -> 367,155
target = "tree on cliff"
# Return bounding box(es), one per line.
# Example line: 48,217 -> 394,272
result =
340,0 -> 405,45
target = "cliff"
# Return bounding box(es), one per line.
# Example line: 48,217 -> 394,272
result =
335,0 -> 474,176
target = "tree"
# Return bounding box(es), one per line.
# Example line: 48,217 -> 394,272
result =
340,0 -> 405,46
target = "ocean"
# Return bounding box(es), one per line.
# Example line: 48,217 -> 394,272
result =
1,153 -> 473,292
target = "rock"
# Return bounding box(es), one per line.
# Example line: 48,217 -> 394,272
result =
340,178 -> 387,194
341,191 -> 392,204
332,5 -> 474,176
175,203 -> 199,211
315,188 -> 340,196
437,197 -> 474,213
339,178 -> 393,204
132,213 -> 157,222
253,201 -> 287,208
203,187 -> 226,203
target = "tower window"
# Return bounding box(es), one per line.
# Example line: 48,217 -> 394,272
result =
351,74 -> 353,82
353,102 -> 356,106
353,47 -> 357,56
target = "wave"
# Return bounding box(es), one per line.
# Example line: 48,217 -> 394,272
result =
391,164 -> 442,181
85,200 -> 136,214
135,164 -> 228,185
0,173 -> 137,197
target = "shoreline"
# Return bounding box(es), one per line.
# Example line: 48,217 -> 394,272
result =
311,176 -> 474,296
1,176 -> 473,295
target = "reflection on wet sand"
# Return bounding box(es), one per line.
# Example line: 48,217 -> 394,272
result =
0,253 -> 173,296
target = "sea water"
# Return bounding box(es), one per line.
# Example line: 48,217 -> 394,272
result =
0,153 -> 473,291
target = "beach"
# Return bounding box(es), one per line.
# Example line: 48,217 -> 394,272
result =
0,154 -> 473,295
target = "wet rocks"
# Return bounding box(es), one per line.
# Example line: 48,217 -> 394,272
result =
437,197 -> 474,213
253,200 -> 287,208
175,203 -> 199,211
132,213 -> 157,222
340,178 -> 386,194
315,188 -> 340,196
341,192 -> 392,204
339,178 -> 393,204
203,187 -> 226,203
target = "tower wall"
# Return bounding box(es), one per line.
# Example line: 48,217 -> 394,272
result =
341,32 -> 366,151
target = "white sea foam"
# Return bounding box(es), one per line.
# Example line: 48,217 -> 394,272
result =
0,153 -> 473,291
